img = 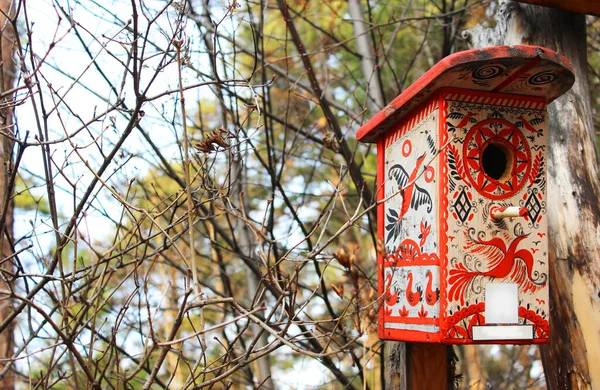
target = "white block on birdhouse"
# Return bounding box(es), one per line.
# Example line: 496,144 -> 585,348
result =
485,283 -> 518,324
472,325 -> 533,341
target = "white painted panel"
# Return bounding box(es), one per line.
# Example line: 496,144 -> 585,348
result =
384,323 -> 439,333
472,325 -> 533,341
485,283 -> 518,324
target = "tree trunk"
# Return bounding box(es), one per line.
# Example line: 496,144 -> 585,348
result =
0,1 -> 15,388
463,1 -> 600,389
347,0 -> 385,114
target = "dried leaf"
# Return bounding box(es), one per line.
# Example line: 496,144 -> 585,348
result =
332,283 -> 344,299
193,127 -> 230,153
335,247 -> 350,269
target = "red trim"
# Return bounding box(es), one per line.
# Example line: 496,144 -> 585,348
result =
442,338 -> 549,345
383,97 -> 439,148
377,139 -> 385,340
492,56 -> 542,92
357,45 -> 573,143
438,94 -> 449,337
381,328 -> 442,343
383,259 -> 440,267
386,316 -> 439,325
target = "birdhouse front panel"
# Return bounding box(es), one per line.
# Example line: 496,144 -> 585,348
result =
378,90 -> 551,344
380,98 -> 443,342
439,89 -> 550,343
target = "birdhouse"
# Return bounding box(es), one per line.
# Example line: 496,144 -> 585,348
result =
357,46 -> 574,344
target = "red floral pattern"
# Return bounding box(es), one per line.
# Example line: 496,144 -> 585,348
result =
442,302 -> 549,340
384,239 -> 440,266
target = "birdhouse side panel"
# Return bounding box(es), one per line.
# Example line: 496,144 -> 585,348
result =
439,90 -> 550,344
381,99 -> 442,341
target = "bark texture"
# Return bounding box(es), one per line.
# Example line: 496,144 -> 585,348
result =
384,341 -> 407,389
513,0 -> 600,17
0,0 -> 15,389
464,1 -> 600,389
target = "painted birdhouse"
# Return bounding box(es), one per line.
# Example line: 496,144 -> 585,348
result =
357,46 -> 574,344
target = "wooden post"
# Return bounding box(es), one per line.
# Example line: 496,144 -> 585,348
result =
385,342 -> 452,389
407,344 -> 450,390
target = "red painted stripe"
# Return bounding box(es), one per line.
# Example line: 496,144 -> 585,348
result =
385,316 -> 439,325
492,57 -> 542,93
382,328 -> 441,342
377,139 -> 386,339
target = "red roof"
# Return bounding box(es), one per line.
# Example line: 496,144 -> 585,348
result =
357,45 -> 574,143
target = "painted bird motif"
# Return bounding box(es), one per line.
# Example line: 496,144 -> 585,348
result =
385,154 -> 433,243
425,270 -> 440,306
385,274 -> 399,306
448,225 -> 547,305
406,272 -> 422,307
389,154 -> 432,217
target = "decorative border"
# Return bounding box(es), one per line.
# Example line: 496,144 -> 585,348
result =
384,98 -> 439,148
382,238 -> 440,267
440,303 -> 549,345
381,328 -> 442,343
438,94 -> 450,337
440,87 -> 547,109
385,317 -> 439,325
377,139 -> 386,341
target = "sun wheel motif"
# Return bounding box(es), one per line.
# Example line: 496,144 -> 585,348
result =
462,119 -> 531,200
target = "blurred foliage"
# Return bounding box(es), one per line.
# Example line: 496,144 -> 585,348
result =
14,175 -> 50,215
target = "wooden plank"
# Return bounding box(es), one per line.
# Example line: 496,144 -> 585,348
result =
514,0 -> 600,17
407,344 -> 448,389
